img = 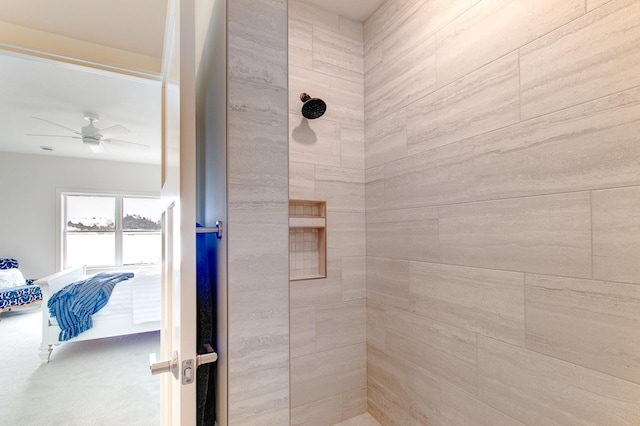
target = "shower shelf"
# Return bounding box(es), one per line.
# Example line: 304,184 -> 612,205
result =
289,200 -> 326,281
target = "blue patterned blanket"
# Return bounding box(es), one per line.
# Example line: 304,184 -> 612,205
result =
48,272 -> 134,341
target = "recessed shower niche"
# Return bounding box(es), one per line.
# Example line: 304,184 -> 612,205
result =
289,200 -> 327,281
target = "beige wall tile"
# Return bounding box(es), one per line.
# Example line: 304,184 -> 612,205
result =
316,300 -> 366,352
367,257 -> 411,310
290,258 -> 342,309
407,52 -> 520,155
366,300 -> 388,351
365,108 -> 407,169
341,256 -> 366,301
289,162 -> 315,200
383,305 -> 478,396
314,166 -> 365,212
437,0 -> 584,87
289,112 -> 342,167
525,274 -> 640,385
290,343 -> 367,408
288,0 -> 340,32
365,35 -> 436,124
340,125 -> 365,170
410,262 -> 525,346
289,18 -> 313,70
440,381 -> 525,426
368,344 -> 441,426
593,187 -> 640,284
364,165 -> 384,212
339,16 -> 363,42
383,140 -> 476,208
521,0 -> 640,119
313,26 -> 363,84
291,395 -> 343,426
341,386 -> 367,420
327,211 -> 366,258
478,336 -> 640,426
366,207 -> 439,262
291,306 -> 317,358
473,87 -> 640,200
439,193 -> 592,278
588,0 -> 613,10
290,66 -> 364,125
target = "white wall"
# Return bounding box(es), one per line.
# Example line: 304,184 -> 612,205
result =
0,152 -> 160,279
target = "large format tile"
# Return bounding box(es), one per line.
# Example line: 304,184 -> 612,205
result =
368,344 -> 441,426
290,66 -> 364,125
365,108 -> 407,169
364,165 -> 384,212
316,299 -> 366,352
291,306 -> 316,358
326,211 -> 366,258
410,262 -> 525,346
290,343 -> 366,408
341,386 -> 367,420
478,337 -> 640,426
289,161 -> 315,200
525,274 -> 640,385
383,305 -> 478,396
291,395 -> 343,426
290,258 -> 342,309
592,186 -> 640,284
436,0 -> 584,87
383,140 -> 476,209
366,207 -> 439,262
313,26 -> 363,84
407,52 -> 520,155
288,0 -> 339,32
340,125 -> 365,170
367,257 -> 411,311
439,192 -> 592,278
289,17 -> 313,70
440,381 -> 525,426
314,166 -> 365,212
341,256 -> 366,302
521,0 -> 640,119
473,87 -> 640,200
289,112 -> 342,167
365,34 -> 436,125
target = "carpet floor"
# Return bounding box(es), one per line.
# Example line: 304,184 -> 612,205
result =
0,307 -> 160,425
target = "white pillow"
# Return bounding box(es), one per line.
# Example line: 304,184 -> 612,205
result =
0,268 -> 27,289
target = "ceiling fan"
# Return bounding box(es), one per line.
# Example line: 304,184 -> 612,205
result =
28,112 -> 151,153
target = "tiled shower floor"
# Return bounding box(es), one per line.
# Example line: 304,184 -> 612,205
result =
333,413 -> 381,426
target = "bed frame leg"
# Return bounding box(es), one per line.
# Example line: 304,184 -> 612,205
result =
39,344 -> 53,363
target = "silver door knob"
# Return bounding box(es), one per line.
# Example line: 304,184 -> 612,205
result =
149,350 -> 179,379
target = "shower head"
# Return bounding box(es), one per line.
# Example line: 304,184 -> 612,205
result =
300,93 -> 326,119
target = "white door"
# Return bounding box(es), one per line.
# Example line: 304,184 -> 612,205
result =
156,0 -> 198,423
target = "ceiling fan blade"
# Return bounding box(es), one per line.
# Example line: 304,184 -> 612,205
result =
100,124 -> 131,139
103,138 -> 151,149
27,133 -> 81,139
31,117 -> 81,135
88,143 -> 105,153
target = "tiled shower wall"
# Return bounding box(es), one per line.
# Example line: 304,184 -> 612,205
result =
288,1 -> 368,424
365,0 -> 640,424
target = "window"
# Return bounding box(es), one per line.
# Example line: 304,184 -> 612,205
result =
62,193 -> 161,268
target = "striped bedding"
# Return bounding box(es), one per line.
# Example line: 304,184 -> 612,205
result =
50,265 -> 160,327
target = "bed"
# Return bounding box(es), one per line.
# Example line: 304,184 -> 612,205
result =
35,264 -> 161,362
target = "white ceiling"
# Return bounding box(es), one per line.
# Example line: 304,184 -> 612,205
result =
0,52 -> 162,165
0,0 -> 381,165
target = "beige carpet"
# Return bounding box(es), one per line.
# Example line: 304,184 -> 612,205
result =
0,307 -> 160,425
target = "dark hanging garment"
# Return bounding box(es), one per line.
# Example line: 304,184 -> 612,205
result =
196,224 -> 217,425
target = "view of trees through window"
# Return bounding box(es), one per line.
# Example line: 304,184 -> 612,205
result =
63,194 -> 161,268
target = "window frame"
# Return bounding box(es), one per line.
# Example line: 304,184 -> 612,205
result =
58,190 -> 161,270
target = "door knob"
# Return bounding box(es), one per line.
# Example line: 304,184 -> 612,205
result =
149,350 -> 179,379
